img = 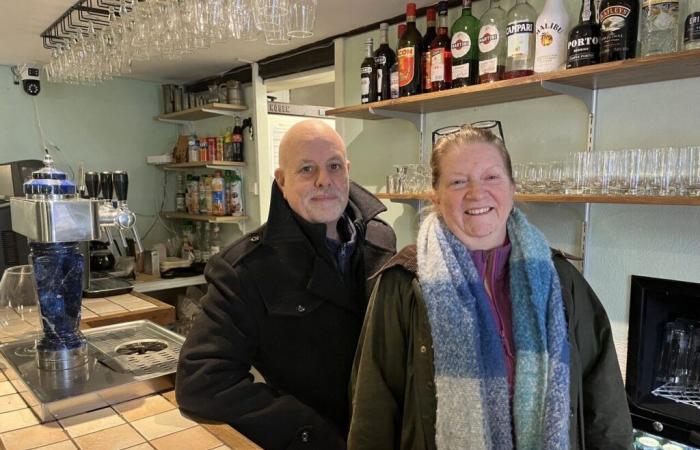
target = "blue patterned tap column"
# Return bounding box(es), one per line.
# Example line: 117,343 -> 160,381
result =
30,242 -> 86,351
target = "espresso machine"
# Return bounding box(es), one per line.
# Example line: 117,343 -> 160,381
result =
0,152 -> 182,422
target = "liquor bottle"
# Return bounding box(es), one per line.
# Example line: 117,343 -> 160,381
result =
639,0 -> 680,56
391,24 -> 407,98
232,116 -> 244,162
398,4 -> 423,96
534,0 -> 570,73
431,1 -> 453,91
684,0 -> 700,49
361,38 -> 378,104
451,0 -> 481,87
505,0 -> 537,78
478,0 -> 508,83
599,0 -> 639,61
566,0 -> 600,68
422,7 -> 438,93
374,23 -> 396,101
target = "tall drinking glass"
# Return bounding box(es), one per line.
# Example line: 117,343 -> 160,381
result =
0,265 -> 40,357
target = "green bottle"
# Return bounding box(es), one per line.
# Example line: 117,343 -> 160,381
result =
451,0 -> 481,87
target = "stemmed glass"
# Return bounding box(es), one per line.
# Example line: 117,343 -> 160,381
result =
0,265 -> 41,358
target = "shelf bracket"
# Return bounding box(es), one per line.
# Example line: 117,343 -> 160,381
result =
368,107 -> 424,131
540,81 -> 595,113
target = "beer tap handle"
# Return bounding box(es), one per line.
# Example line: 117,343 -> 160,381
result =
85,172 -> 100,199
118,228 -> 128,249
130,225 -> 143,255
100,172 -> 113,202
113,171 -> 128,203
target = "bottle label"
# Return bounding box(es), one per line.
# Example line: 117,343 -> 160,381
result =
452,62 -> 470,79
451,31 -> 472,58
422,51 -> 432,89
642,0 -> 679,32
233,134 -> 242,143
361,77 -> 370,95
398,47 -> 416,87
390,71 -> 400,98
507,21 -> 534,58
582,0 -> 593,21
479,24 -> 500,53
377,68 -> 383,94
685,12 -> 700,42
535,21 -> 567,72
375,55 -> 387,66
479,57 -> 498,75
430,48 -> 446,82
361,66 -> 372,74
600,5 -> 632,55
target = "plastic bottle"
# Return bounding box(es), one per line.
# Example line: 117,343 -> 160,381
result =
204,176 -> 213,215
229,169 -> 244,216
211,171 -> 225,216
224,127 -> 234,161
188,135 -> 199,162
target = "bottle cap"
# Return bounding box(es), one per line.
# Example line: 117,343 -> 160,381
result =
427,7 -> 436,21
406,3 -> 416,16
380,22 -> 388,31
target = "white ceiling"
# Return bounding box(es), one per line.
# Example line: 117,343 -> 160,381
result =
0,0 -> 436,84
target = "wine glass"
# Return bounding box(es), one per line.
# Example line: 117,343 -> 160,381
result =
0,265 -> 41,358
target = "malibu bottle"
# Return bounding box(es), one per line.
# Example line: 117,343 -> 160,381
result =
431,1 -> 453,91
361,38 -> 377,104
534,0 -> 570,73
451,0 -> 481,87
398,3 -> 423,96
566,0 -> 600,68
505,0 -> 537,78
599,0 -> 639,61
478,0 -> 508,83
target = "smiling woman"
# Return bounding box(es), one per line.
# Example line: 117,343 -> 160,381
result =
348,124 -> 633,450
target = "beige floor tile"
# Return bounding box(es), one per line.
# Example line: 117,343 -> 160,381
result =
113,395 -> 175,422
19,390 -> 39,407
34,441 -> 78,450
124,444 -> 154,450
10,378 -> 28,393
59,407 -> 125,438
0,408 -> 40,433
81,299 -> 127,315
130,408 -> 197,441
150,426 -> 222,450
74,423 -> 145,450
0,371 -> 6,381
0,380 -> 17,396
0,393 -> 27,413
0,421 -> 68,450
4,367 -> 19,380
211,446 -> 232,450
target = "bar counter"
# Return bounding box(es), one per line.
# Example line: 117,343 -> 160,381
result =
0,292 -> 261,450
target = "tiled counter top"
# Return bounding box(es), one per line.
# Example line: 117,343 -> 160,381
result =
0,362 -> 261,450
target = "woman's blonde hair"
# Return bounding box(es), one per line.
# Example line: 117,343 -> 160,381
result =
430,125 -> 513,189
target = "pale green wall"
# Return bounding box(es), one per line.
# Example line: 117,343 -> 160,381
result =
0,65 -> 178,246
336,10 -> 700,370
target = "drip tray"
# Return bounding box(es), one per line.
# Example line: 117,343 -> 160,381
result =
0,320 -> 184,422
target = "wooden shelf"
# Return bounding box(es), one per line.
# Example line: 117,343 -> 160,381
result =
376,192 -> 700,206
161,212 -> 248,223
157,103 -> 247,121
327,49 -> 700,120
160,161 -> 246,170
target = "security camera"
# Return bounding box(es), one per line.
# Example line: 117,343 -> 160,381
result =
20,66 -> 41,96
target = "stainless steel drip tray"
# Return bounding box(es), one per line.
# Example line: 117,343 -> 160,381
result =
0,320 -> 184,422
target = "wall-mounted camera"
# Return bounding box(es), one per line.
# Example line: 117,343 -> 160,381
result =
20,66 -> 41,96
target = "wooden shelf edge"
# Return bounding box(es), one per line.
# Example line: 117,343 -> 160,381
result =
327,48 -> 700,119
156,103 -> 247,121
161,212 -> 248,222
376,192 -> 700,206
161,161 -> 246,170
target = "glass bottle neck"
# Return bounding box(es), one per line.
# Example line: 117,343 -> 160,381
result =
380,29 -> 389,45
579,0 -> 593,23
437,13 -> 449,32
365,43 -> 373,57
462,0 -> 473,13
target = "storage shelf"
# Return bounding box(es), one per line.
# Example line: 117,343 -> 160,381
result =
161,212 -> 248,223
157,103 -> 247,122
160,161 -> 246,170
327,49 -> 700,120
376,193 -> 700,206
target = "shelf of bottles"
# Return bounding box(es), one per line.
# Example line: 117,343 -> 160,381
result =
157,103 -> 247,122
376,192 -> 700,206
161,212 -> 248,223
162,161 -> 246,171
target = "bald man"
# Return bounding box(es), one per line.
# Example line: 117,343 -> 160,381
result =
176,120 -> 396,450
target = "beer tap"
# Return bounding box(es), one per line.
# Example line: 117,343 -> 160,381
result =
85,171 -> 117,254
112,171 -> 143,255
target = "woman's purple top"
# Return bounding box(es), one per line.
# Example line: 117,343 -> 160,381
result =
469,241 -> 515,394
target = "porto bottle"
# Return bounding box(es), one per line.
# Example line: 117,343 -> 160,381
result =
374,23 -> 396,101
361,38 -> 377,104
431,1 -> 453,91
478,0 -> 507,83
505,0 -> 537,78
566,0 -> 600,68
599,0 -> 639,61
451,0 -> 481,87
398,3 -> 423,97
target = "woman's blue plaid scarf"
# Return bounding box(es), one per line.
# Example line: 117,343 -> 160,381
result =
417,209 -> 570,450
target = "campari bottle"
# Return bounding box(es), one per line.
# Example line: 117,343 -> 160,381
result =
504,0 -> 537,79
